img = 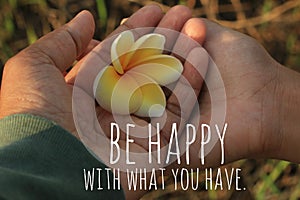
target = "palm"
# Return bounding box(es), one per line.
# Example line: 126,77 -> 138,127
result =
66,7 -> 206,159
186,20 -> 281,167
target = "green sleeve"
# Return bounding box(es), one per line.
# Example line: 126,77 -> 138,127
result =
0,114 -> 125,200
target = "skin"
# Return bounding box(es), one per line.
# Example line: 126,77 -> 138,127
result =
172,19 -> 300,169
1,4 -> 300,200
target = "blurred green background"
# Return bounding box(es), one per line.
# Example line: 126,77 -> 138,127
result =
0,0 -> 300,199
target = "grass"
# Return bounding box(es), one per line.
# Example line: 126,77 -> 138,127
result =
96,0 -> 108,30
255,160 -> 290,199
0,0 -> 299,199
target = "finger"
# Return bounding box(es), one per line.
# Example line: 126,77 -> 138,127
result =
182,18 -> 206,45
65,57 -> 86,84
65,39 -> 100,83
172,18 -> 206,61
108,5 -> 164,37
77,39 -> 101,60
154,5 -> 192,51
11,10 -> 95,73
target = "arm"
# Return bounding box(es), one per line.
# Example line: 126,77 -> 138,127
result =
0,114 -> 124,200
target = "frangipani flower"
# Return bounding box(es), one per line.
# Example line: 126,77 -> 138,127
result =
94,30 -> 183,117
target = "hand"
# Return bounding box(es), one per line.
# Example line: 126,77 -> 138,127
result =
201,20 -> 283,164
178,19 -> 300,168
0,10 -> 97,135
1,5 -> 208,200
66,5 -> 208,199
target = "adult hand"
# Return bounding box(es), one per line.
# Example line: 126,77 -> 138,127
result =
177,19 -> 300,168
201,20 -> 280,164
65,5 -> 209,200
0,10 -> 97,135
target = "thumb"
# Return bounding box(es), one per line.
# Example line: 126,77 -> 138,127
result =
0,10 -> 95,129
6,10 -> 95,73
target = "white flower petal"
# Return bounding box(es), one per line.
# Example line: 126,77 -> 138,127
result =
128,72 -> 166,117
111,31 -> 134,74
128,55 -> 183,85
133,33 -> 165,51
94,66 -> 120,112
124,33 -> 166,70
110,73 -> 144,114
